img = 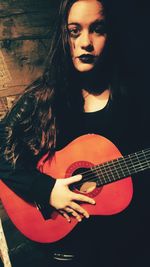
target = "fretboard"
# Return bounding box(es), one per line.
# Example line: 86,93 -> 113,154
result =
91,148 -> 150,186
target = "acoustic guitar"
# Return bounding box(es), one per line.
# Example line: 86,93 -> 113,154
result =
0,134 -> 149,243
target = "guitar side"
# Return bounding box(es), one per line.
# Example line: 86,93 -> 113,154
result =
0,134 -> 133,243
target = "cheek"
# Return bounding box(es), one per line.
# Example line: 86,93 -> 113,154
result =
95,36 -> 107,54
69,39 -> 76,57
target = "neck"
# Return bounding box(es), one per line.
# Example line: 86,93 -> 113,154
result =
77,69 -> 109,95
82,88 -> 110,112
75,69 -> 110,112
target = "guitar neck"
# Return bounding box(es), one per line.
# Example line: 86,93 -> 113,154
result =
91,148 -> 150,186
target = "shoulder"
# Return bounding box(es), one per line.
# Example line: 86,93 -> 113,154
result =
4,92 -> 36,127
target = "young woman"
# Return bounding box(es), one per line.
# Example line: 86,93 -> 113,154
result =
0,0 -> 150,266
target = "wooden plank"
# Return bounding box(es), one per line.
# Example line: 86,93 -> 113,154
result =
0,217 -> 12,267
0,95 -> 20,120
0,12 -> 54,40
0,0 -> 59,16
0,96 -> 8,119
0,0 -> 59,11
0,0 -> 60,40
0,0 -> 59,119
0,50 -> 12,86
0,87 -> 25,97
0,38 -> 50,91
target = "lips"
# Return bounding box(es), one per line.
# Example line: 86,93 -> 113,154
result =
78,54 -> 96,63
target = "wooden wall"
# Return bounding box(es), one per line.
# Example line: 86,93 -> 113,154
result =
0,0 -> 60,221
0,0 -> 59,120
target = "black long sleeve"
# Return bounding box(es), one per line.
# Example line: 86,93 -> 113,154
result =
0,94 -> 56,218
0,153 -> 54,203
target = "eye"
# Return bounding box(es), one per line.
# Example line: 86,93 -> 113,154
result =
68,27 -> 80,38
90,21 -> 107,36
93,25 -> 106,35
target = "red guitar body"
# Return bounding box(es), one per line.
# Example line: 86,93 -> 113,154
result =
0,134 -> 133,243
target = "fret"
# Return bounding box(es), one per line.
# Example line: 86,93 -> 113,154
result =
104,161 -> 116,182
127,154 -> 139,173
130,151 -> 150,172
110,160 -> 128,183
119,151 -> 146,175
142,150 -> 150,168
121,156 -> 131,176
135,152 -> 144,171
98,164 -> 109,184
89,148 -> 150,187
93,166 -> 107,186
116,157 -> 128,178
106,159 -> 121,181
100,164 -> 110,184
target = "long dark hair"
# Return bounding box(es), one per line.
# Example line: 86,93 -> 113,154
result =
2,0 -> 117,167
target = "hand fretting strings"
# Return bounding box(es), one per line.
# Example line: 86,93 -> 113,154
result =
73,148 -> 150,188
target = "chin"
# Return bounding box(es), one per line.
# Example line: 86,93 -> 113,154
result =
75,64 -> 95,72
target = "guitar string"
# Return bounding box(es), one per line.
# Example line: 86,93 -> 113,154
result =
72,149 -> 150,180
75,157 -> 150,186
72,151 -> 150,187
75,164 -> 150,188
79,151 -> 150,182
75,161 -> 150,188
72,149 -> 150,179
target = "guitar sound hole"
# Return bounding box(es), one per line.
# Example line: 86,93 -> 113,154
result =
71,168 -> 97,194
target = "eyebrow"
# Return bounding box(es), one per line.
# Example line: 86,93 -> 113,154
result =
67,18 -> 105,27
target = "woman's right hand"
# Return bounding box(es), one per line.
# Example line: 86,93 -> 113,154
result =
49,175 -> 95,222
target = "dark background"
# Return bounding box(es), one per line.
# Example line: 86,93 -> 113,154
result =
112,0 -> 149,95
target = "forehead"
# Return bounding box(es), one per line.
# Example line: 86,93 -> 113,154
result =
68,0 -> 104,24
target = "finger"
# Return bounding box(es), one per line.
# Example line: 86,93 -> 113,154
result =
65,207 -> 82,222
65,175 -> 82,186
69,202 -> 90,219
59,210 -> 71,222
72,192 -> 95,205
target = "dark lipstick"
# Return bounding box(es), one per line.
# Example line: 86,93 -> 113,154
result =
78,54 -> 95,63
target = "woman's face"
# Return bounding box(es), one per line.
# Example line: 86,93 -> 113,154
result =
67,0 -> 107,72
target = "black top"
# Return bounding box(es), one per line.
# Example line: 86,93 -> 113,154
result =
0,91 -> 149,206
0,89 -> 150,266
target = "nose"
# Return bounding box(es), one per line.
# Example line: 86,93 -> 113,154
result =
80,31 -> 94,52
